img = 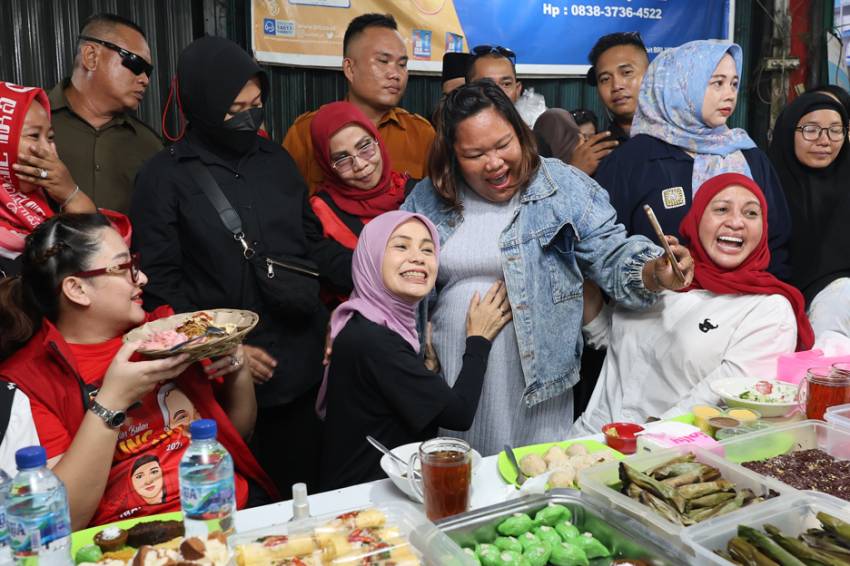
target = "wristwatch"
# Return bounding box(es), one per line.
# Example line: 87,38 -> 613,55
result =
89,399 -> 127,429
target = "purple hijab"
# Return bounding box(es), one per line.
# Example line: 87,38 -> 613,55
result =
316,210 -> 441,418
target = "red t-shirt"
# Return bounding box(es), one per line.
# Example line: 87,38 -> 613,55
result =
30,338 -> 249,526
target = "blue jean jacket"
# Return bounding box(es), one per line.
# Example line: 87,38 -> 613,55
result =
402,158 -> 663,407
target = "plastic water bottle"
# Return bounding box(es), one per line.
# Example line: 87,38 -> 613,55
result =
179,419 -> 236,539
6,446 -> 72,565
0,467 -> 12,563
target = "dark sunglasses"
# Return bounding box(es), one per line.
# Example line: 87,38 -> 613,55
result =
79,35 -> 153,77
471,44 -> 516,64
72,253 -> 142,284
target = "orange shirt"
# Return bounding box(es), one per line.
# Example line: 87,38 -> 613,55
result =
283,105 -> 435,194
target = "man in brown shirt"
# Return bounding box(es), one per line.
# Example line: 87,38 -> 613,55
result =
283,13 -> 435,193
48,13 -> 162,213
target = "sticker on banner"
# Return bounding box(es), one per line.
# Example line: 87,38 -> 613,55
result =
662,186 -> 686,209
263,19 -> 276,35
276,20 -> 295,37
413,29 -> 432,59
445,32 -> 464,53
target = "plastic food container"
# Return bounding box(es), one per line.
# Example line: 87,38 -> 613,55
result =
717,419 -> 850,501
719,419 -> 850,464
682,491 -> 850,565
436,490 -> 687,565
825,402 -> 850,431
577,445 -> 793,549
231,501 -> 471,565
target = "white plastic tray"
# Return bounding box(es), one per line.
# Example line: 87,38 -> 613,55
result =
682,490 -> 850,565
231,501 -> 472,565
577,444 -> 793,549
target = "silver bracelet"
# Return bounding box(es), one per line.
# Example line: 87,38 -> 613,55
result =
60,185 -> 80,210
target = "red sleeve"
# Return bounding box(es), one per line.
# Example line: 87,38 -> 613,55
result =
30,400 -> 72,459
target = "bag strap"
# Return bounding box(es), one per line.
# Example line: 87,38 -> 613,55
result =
0,383 -> 16,442
313,191 -> 365,238
185,159 -> 255,259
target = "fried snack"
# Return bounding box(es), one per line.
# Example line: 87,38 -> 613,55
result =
175,312 -> 214,338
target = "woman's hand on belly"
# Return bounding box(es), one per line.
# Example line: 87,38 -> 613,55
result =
466,280 -> 513,341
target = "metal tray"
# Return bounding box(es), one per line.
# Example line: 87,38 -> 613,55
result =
436,489 -> 689,565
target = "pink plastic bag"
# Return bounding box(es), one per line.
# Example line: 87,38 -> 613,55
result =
776,349 -> 850,385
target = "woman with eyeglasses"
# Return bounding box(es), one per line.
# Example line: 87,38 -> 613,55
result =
768,93 -> 850,341
0,81 -> 99,278
594,40 -> 792,281
131,37 -> 351,499
0,213 -> 276,528
308,102 -> 415,305
402,81 -> 694,456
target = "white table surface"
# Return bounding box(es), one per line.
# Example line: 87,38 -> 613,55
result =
235,434 -> 606,533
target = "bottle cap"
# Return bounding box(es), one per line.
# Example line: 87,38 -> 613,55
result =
16,446 -> 47,470
190,419 -> 217,440
291,483 -> 310,520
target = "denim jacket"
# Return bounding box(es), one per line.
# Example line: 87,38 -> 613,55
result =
402,158 -> 663,407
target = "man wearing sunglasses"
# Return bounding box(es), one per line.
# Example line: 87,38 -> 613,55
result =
284,13 -> 435,195
466,44 -> 556,158
47,13 -> 162,214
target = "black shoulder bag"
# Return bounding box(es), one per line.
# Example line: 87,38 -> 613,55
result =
186,159 -> 320,318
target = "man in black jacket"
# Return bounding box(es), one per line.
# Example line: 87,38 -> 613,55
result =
131,37 -> 351,499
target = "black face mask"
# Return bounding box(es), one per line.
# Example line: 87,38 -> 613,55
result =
204,107 -> 265,155
223,106 -> 265,132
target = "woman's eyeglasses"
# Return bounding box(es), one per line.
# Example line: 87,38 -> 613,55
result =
795,124 -> 847,142
471,45 -> 516,65
72,253 -> 142,284
79,35 -> 154,77
332,139 -> 378,173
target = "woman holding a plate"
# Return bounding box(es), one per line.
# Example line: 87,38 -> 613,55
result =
0,213 -> 276,529
571,173 -> 813,436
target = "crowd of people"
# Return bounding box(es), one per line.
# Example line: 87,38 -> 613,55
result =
0,10 -> 847,529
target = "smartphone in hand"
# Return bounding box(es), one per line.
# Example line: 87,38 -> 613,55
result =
643,204 -> 685,282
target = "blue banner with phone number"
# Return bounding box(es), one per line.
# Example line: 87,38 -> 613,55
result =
454,0 -> 732,73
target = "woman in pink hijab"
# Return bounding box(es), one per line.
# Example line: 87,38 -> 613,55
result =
317,210 -> 511,490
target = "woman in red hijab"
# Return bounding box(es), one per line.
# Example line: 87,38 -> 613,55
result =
572,172 -> 810,435
0,82 -> 98,277
0,82 -> 132,279
309,102 -> 410,251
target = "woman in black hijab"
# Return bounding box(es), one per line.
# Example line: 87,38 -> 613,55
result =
768,92 -> 850,340
131,36 -> 352,499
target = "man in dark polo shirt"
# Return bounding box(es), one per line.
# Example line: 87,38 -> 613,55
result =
586,32 -> 649,146
48,13 -> 161,213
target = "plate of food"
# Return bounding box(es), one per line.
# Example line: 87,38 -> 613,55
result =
498,439 -> 623,488
124,309 -> 258,363
711,377 -> 800,417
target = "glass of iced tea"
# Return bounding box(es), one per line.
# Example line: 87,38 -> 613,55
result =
803,365 -> 850,420
407,437 -> 471,521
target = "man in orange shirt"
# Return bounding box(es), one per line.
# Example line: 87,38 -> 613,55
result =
283,13 -> 435,193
